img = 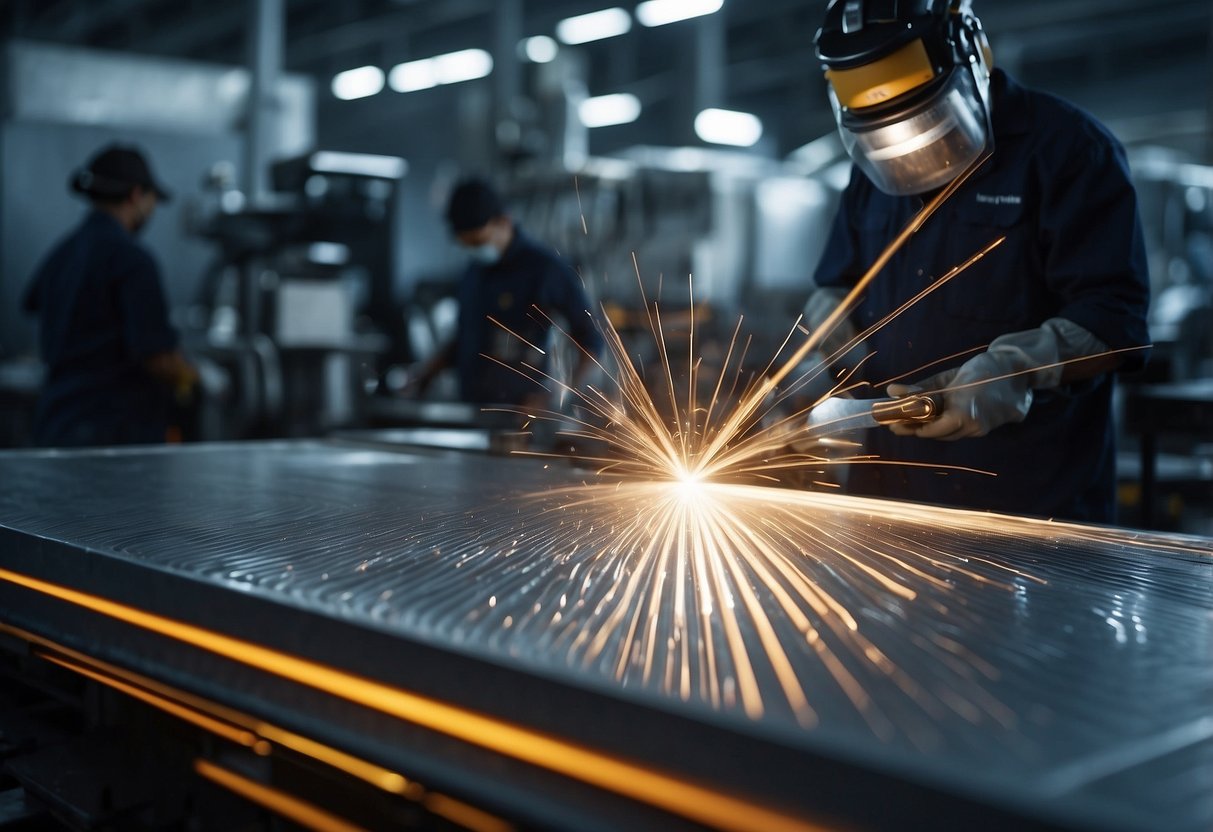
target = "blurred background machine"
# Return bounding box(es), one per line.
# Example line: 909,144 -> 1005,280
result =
0,2 -> 1209,505
188,149 -> 407,438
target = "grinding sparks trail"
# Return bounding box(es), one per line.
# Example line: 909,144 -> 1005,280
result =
449,154 -> 1151,736
399,480 -> 1072,740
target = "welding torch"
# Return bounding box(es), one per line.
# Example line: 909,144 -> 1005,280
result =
804,392 -> 943,439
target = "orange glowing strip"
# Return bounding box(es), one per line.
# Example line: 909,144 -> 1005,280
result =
194,759 -> 363,832
20,630 -> 414,798
423,793 -> 515,832
0,567 -> 828,832
255,723 -> 412,797
38,651 -> 259,749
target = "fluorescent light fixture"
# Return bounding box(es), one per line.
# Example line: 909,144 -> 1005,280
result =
578,93 -> 641,128
521,35 -> 559,63
636,0 -> 723,27
308,242 -> 351,266
389,49 -> 493,93
556,7 -> 632,44
694,108 -> 763,147
309,151 -> 408,180
389,58 -> 438,92
432,49 -> 493,84
331,65 -> 384,100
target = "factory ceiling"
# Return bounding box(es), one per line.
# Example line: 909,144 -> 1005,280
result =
4,0 -> 1211,157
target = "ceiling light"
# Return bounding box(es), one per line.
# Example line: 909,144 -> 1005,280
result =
521,35 -> 559,63
556,8 -> 632,45
579,93 -> 641,128
694,108 -> 763,147
389,49 -> 494,93
388,58 -> 437,93
309,152 -> 408,179
432,49 -> 493,85
331,65 -> 384,101
635,0 -> 723,27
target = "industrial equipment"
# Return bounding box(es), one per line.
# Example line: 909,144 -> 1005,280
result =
0,441 -> 1210,831
805,392 -> 942,437
189,150 -> 407,437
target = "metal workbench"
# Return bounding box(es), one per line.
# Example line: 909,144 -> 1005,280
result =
0,441 -> 1210,831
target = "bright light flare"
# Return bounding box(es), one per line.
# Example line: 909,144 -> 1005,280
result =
636,0 -> 724,27
331,65 -> 384,101
520,35 -> 559,63
695,108 -> 763,147
579,93 -> 642,128
556,8 -> 632,44
672,469 -> 706,503
388,49 -> 493,93
463,151 -> 1139,734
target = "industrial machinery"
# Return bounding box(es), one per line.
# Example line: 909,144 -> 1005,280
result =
188,150 -> 407,439
1,441 -> 1210,831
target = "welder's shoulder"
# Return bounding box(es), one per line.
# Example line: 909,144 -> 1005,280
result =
1025,88 -> 1127,169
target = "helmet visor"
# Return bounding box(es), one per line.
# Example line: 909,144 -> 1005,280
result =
831,66 -> 990,196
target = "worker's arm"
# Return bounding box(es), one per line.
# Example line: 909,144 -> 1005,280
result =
407,340 -> 457,395
888,318 -> 1115,440
116,250 -> 197,394
893,116 -> 1150,442
547,260 -> 605,376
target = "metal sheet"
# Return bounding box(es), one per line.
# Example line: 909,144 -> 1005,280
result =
0,441 -> 1210,830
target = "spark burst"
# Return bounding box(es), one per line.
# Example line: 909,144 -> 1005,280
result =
456,157 -> 1141,736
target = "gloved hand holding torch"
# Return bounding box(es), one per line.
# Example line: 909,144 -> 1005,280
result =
887,317 -> 1111,441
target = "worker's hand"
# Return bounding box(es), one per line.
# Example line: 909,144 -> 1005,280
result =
886,319 -> 1112,441
886,351 -> 1033,440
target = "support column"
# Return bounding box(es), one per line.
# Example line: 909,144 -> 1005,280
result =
245,0 -> 284,204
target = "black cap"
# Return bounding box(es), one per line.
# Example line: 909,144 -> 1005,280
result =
445,178 -> 504,232
70,144 -> 172,203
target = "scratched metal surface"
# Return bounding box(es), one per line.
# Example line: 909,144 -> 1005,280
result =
0,441 -> 1210,830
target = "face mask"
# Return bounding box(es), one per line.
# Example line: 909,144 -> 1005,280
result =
468,243 -> 501,266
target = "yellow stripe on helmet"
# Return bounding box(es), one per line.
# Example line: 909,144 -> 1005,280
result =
825,39 -> 936,109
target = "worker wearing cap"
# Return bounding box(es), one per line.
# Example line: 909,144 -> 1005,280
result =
806,0 -> 1150,523
22,144 -> 196,446
412,178 -> 603,408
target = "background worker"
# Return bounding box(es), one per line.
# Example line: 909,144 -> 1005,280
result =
411,178 -> 603,410
23,144 -> 196,447
806,0 -> 1150,523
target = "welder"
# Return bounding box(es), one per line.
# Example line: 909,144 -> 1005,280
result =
806,0 -> 1150,522
22,144 -> 196,447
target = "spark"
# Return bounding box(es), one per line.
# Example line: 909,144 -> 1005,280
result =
459,155 -> 1152,737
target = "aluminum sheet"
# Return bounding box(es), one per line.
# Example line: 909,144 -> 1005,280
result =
0,441 -> 1210,830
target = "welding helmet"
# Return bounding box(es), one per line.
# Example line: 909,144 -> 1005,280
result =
815,0 -> 993,196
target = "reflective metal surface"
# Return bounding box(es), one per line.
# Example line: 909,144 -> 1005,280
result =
0,441 -> 1210,830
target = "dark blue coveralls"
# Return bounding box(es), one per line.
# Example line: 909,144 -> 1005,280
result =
813,70 -> 1151,523
23,211 -> 178,446
455,228 -> 603,405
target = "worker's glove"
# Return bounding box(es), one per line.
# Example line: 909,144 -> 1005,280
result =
804,287 -> 869,363
887,318 -> 1108,441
